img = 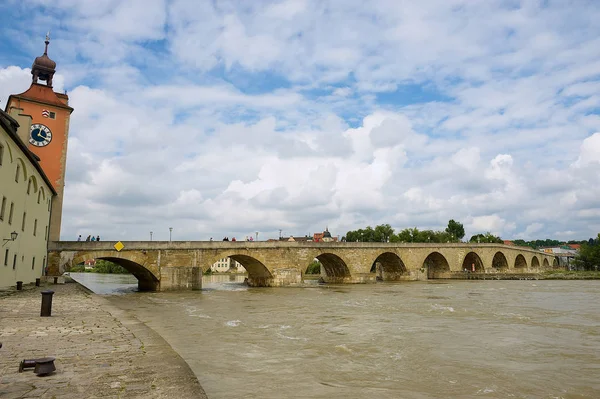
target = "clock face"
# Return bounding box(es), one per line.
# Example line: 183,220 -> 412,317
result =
29,123 -> 52,147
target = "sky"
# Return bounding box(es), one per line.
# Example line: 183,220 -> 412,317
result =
1,0 -> 599,242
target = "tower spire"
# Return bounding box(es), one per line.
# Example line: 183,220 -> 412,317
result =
44,31 -> 50,54
31,33 -> 56,87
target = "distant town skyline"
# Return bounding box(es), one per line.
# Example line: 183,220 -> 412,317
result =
1,1 -> 599,241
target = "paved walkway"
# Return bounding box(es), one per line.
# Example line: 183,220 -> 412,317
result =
0,282 -> 207,398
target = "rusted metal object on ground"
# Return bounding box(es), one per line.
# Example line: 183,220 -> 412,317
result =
19,359 -> 37,372
18,357 -> 56,376
34,357 -> 56,375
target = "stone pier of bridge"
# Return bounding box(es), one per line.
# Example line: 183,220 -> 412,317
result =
47,241 -> 558,291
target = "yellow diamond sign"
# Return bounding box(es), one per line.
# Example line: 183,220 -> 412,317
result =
114,241 -> 125,252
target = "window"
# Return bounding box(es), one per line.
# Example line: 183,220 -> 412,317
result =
0,196 -> 6,221
49,111 -> 56,119
27,179 -> 32,194
12,254 -> 17,270
32,257 -> 36,270
34,219 -> 38,236
15,164 -> 20,182
48,199 -> 51,211
0,143 -> 3,166
45,225 -> 48,240
37,191 -> 41,204
21,212 -> 26,232
8,202 -> 14,225
3,249 -> 8,266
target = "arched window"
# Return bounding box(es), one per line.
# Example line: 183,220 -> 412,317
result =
15,164 -> 20,182
27,178 -> 33,194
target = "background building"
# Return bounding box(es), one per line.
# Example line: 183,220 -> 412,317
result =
211,257 -> 246,273
5,34 -> 73,242
0,109 -> 56,289
0,35 -> 69,288
540,246 -> 578,270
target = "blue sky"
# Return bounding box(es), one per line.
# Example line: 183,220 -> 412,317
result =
1,0 -> 599,241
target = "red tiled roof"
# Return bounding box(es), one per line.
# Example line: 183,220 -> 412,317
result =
8,83 -> 73,111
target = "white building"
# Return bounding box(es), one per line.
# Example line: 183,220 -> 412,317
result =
211,257 -> 246,273
0,109 -> 56,289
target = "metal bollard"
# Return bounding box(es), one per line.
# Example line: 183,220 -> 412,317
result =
53,277 -> 58,284
35,278 -> 41,287
34,357 -> 56,375
40,290 -> 54,317
16,281 -> 23,290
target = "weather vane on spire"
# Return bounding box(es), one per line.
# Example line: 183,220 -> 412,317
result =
46,31 -> 50,41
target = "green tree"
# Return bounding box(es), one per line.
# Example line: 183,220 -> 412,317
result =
345,225 -> 394,242
374,224 -> 394,242
394,227 -> 420,242
305,260 -> 321,274
573,234 -> 600,271
93,259 -> 129,274
445,219 -> 465,240
469,232 -> 503,244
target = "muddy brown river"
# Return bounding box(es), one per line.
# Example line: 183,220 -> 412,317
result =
71,273 -> 600,398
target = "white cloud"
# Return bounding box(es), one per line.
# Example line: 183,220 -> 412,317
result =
468,215 -> 516,237
1,0 -> 600,241
573,132 -> 600,167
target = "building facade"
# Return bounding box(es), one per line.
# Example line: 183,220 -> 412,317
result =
0,109 -> 56,289
5,34 -> 73,242
1,35 -> 68,288
210,257 -> 246,273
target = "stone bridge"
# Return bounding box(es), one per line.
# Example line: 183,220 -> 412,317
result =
47,241 -> 558,291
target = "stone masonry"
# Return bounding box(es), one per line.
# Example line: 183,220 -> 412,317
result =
47,241 -> 557,291
0,282 -> 207,399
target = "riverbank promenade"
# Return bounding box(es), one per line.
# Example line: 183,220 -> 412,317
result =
0,282 -> 207,398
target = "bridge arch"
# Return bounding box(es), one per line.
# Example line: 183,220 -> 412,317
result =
72,252 -> 159,291
207,253 -> 272,287
423,252 -> 450,279
371,252 -> 408,281
316,253 -> 351,283
514,254 -> 527,269
543,258 -> 550,268
531,256 -> 540,269
552,258 -> 559,268
461,252 -> 484,272
492,252 -> 509,270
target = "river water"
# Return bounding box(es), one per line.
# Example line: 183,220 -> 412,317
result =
70,273 -> 600,398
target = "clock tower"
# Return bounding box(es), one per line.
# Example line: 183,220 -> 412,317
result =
5,34 -> 74,241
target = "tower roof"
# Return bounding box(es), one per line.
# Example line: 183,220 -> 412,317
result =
31,33 -> 56,87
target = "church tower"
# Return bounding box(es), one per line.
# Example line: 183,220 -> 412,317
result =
5,34 -> 73,241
